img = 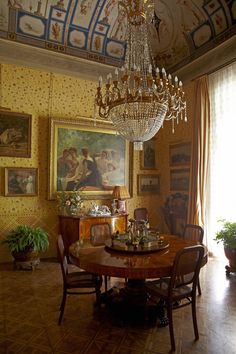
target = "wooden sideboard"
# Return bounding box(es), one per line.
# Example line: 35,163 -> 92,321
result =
58,213 -> 128,254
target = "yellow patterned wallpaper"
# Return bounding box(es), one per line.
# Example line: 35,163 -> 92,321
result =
0,62 -> 194,262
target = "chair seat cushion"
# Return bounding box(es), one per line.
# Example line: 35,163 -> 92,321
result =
66,271 -> 101,288
145,278 -> 192,300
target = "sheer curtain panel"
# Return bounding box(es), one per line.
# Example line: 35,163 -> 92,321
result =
206,61 -> 236,255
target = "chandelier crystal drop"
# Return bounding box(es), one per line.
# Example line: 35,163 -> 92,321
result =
94,0 -> 187,150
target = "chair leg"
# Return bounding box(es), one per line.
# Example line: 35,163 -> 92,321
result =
105,275 -> 108,292
58,290 -> 67,325
95,286 -> 101,307
197,279 -> 202,296
167,301 -> 175,352
192,295 -> 199,340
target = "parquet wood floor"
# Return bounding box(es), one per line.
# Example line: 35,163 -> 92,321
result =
0,256 -> 235,354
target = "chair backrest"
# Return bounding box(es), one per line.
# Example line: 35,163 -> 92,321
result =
169,245 -> 204,295
134,208 -> 148,222
183,224 -> 204,244
90,223 -> 111,246
161,193 -> 188,236
57,234 -> 68,282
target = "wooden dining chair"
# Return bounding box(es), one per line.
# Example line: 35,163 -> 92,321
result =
134,207 -> 159,233
57,234 -> 102,325
183,224 -> 204,295
134,207 -> 149,222
90,223 -> 112,246
90,223 -> 112,292
145,245 -> 205,352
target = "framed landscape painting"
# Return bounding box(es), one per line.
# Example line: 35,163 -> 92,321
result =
48,118 -> 133,200
169,142 -> 191,166
5,167 -> 38,196
0,110 -> 32,157
140,139 -> 157,170
137,174 -> 160,195
170,169 -> 190,192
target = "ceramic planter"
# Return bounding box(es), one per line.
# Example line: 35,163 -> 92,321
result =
224,247 -> 236,275
12,249 -> 40,270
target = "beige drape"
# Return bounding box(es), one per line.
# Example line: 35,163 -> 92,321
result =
187,76 -> 210,227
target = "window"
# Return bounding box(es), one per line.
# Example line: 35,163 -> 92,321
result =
206,61 -> 236,255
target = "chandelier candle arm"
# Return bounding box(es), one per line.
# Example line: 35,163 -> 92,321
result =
94,0 -> 187,150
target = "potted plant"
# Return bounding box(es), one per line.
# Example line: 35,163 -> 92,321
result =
214,220 -> 236,274
0,225 -> 49,270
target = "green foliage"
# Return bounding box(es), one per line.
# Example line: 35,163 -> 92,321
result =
214,220 -> 236,249
0,225 -> 49,253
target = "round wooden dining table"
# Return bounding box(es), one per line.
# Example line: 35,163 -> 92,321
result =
69,234 -> 207,323
69,234 -> 208,279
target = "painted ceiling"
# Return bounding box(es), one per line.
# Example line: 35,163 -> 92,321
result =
0,0 -> 235,78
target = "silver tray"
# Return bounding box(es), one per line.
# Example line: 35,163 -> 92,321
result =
105,239 -> 169,254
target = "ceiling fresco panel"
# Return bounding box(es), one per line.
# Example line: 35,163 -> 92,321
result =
17,13 -> 46,38
68,28 -> 87,48
0,0 -> 235,77
232,1 -> 236,22
71,0 -> 98,29
91,32 -> 105,53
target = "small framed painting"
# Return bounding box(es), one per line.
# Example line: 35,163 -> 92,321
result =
140,139 -> 157,170
0,110 -> 32,157
169,142 -> 191,166
170,169 -> 190,192
137,174 -> 160,195
5,167 -> 38,196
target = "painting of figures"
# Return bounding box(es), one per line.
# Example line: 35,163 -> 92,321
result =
0,110 -> 31,157
5,167 -> 38,196
49,118 -> 132,200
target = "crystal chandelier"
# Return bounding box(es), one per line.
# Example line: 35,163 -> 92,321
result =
94,0 -> 187,150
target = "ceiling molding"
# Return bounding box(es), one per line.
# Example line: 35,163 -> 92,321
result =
1,34 -> 236,85
173,35 -> 236,83
0,39 -> 113,81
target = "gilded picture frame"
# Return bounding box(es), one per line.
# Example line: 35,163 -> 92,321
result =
48,118 -> 133,200
169,142 -> 191,166
5,167 -> 38,196
140,139 -> 157,170
137,174 -> 160,195
0,110 -> 32,157
170,169 -> 190,192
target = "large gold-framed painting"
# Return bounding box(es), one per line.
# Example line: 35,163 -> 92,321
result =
48,118 -> 133,200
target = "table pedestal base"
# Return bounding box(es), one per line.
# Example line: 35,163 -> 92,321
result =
101,279 -> 166,325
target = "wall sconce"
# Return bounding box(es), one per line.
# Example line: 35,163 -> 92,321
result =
112,185 -> 130,214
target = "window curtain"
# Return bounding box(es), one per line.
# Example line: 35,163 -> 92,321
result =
187,76 -> 210,236
205,62 -> 236,255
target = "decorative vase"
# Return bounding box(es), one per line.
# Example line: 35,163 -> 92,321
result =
66,206 -> 78,216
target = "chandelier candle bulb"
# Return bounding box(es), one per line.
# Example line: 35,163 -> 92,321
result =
162,68 -> 167,79
174,76 -> 178,87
